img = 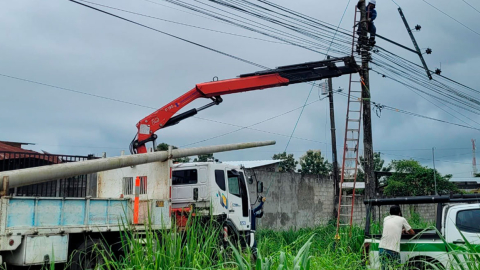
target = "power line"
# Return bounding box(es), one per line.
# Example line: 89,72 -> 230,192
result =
377,147 -> 470,152
390,0 -> 400,8
67,0 -> 480,134
284,0 -> 352,152
31,0 -> 480,143
381,152 -> 473,165
75,0 -> 290,45
460,0 -> 480,15
160,0 -> 352,56
421,0 -> 480,36
0,73 -> 152,109
184,0 -> 480,118
182,96 -> 330,147
334,91 -> 480,132
284,83 -> 315,152
370,68 -> 480,127
0,72 -> 331,145
69,0 -> 269,70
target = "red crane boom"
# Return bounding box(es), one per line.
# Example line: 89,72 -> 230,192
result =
132,56 -> 359,154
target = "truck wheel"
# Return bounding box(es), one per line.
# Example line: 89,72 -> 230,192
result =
70,238 -> 110,270
406,259 -> 444,270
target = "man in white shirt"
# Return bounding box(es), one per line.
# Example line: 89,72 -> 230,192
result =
378,205 -> 415,269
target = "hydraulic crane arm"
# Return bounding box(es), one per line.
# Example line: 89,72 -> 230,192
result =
132,56 -> 359,154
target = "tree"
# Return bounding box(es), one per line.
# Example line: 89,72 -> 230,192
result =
156,143 -> 172,151
298,150 -> 331,176
357,152 -> 391,182
194,153 -> 214,162
156,143 -> 190,163
272,152 -> 298,172
384,159 -> 458,197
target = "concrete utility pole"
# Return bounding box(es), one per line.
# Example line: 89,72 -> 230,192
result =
327,56 -> 340,217
358,0 -> 376,199
0,141 -> 276,191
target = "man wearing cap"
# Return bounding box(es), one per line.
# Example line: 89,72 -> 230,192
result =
357,0 -> 377,46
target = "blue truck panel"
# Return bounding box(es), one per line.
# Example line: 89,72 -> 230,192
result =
37,200 -> 62,226
7,199 -> 35,228
62,200 -> 86,226
6,197 -> 130,229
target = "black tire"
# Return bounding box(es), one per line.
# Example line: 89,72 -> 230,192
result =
70,238 -> 110,270
405,259 -> 445,270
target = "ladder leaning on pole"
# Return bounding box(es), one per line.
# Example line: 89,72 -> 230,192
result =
335,6 -> 363,240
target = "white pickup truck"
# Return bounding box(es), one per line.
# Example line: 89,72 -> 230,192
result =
363,195 -> 480,269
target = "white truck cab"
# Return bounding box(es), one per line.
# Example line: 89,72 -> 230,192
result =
172,162 -> 263,247
363,195 -> 480,269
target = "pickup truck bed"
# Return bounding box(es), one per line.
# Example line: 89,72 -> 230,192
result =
368,229 -> 441,240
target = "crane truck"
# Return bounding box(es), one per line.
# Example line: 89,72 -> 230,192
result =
0,56 -> 358,268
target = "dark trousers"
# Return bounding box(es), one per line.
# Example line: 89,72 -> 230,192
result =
379,248 -> 401,270
368,22 -> 376,38
357,23 -> 376,39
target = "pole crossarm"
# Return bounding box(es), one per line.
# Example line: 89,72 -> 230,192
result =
398,8 -> 433,80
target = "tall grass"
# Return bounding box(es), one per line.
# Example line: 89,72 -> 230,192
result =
11,215 -> 478,270
58,218 -> 366,270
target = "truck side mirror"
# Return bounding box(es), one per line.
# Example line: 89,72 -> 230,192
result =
247,176 -> 254,184
193,188 -> 198,201
257,182 -> 264,193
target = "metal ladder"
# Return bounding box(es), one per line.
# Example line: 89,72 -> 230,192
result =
335,6 -> 363,239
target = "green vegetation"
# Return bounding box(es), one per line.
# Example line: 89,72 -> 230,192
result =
28,214 -> 477,270
194,153 -> 215,162
357,152 -> 391,183
156,142 -> 190,163
384,159 -> 459,196
298,150 -> 331,176
272,152 -> 298,172
70,222 -> 367,270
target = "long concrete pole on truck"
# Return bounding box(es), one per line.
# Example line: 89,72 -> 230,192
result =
0,140 -> 275,192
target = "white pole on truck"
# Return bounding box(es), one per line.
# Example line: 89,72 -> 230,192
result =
0,140 -> 275,192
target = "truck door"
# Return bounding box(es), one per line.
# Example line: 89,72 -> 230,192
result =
226,170 -> 250,231
445,204 -> 480,245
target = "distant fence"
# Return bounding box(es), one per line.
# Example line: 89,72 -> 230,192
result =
0,151 -> 96,197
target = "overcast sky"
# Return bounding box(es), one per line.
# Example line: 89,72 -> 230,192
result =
1,0 -> 479,178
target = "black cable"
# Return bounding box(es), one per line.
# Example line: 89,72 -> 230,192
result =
334,91 -> 480,132
160,0 -> 350,56
69,0 -> 269,70
1,71 -> 333,145
161,0 -> 355,56
76,0 -> 290,45
422,0 -> 480,36
0,73 -> 153,109
371,68 -> 480,127
65,0 -> 480,141
180,96 -> 329,147
461,0 -> 480,15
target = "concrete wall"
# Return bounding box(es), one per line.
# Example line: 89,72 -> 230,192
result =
247,170 -> 335,230
247,170 -> 438,230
